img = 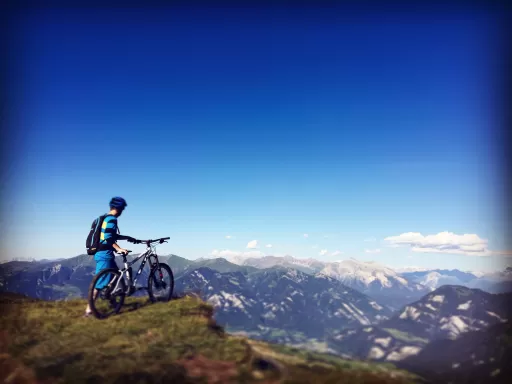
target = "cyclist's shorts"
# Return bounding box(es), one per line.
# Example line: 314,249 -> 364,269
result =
94,258 -> 118,290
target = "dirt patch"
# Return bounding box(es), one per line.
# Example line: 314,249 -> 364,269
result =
177,354 -> 239,384
0,353 -> 51,384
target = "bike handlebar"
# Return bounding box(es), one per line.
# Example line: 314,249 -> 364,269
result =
115,250 -> 132,255
128,237 -> 170,245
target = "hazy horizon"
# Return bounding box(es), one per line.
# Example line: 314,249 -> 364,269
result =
1,250 -> 507,274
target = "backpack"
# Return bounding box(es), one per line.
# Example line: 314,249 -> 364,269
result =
86,214 -> 108,255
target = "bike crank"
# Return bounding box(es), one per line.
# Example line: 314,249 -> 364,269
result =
126,285 -> 147,296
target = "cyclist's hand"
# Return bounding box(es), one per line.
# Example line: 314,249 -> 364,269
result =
119,248 -> 129,255
127,237 -> 136,243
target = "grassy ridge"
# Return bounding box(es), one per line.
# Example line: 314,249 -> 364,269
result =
0,293 -> 421,384
382,328 -> 429,345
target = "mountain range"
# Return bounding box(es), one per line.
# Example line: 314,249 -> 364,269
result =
400,321 -> 512,383
318,259 -> 429,309
174,266 -> 392,347
401,268 -> 512,294
328,285 -> 512,359
2,253 -> 510,293
209,255 -> 432,309
1,253 -> 511,382
205,254 -> 512,309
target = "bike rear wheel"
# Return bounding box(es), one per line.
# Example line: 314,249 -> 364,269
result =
88,268 -> 126,319
147,263 -> 174,303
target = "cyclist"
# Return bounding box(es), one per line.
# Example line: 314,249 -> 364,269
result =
84,196 -> 135,317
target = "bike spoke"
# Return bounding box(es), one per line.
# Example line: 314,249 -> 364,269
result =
93,290 -> 120,317
89,270 -> 125,319
149,265 -> 174,302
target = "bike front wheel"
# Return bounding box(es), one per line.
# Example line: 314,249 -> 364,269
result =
88,268 -> 126,319
147,263 -> 174,303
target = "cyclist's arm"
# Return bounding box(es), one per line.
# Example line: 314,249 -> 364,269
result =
112,243 -> 129,254
110,219 -> 128,253
117,234 -> 136,242
113,243 -> 123,252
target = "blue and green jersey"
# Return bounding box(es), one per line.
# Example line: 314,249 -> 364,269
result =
95,215 -> 119,260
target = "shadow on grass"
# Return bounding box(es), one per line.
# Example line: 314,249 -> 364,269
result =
109,369 -> 193,384
122,299 -> 151,313
110,291 -> 197,319
34,353 -> 84,378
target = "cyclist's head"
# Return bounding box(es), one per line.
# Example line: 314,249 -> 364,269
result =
109,196 -> 127,217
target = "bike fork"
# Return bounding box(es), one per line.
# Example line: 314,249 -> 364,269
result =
154,268 -> 166,289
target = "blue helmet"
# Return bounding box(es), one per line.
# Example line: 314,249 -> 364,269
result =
109,196 -> 127,210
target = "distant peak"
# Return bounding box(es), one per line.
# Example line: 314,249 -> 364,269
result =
430,284 -> 475,295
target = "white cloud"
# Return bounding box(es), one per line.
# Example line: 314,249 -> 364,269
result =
331,250 -> 342,257
364,237 -> 377,242
247,240 -> 258,249
383,231 -> 510,256
304,234 -> 309,238
266,244 -> 273,248
225,235 -> 232,239
365,249 -> 381,254
319,249 -> 328,256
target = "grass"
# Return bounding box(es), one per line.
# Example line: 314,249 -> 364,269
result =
453,286 -> 473,298
262,342 -> 400,372
383,328 -> 429,345
43,284 -> 83,299
1,293 -> 422,384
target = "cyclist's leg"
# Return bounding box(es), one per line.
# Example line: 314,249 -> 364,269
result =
94,257 -> 118,289
85,256 -> 118,315
86,258 -> 105,314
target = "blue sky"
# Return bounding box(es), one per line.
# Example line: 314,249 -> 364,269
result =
2,5 -> 510,272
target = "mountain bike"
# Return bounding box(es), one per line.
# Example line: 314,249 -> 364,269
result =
87,237 -> 174,319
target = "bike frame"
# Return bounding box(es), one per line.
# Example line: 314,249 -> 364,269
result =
109,242 -> 162,294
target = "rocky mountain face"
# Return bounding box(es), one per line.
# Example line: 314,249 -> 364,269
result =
174,266 -> 392,346
210,255 -> 432,310
401,269 -> 477,285
182,257 -> 259,275
464,268 -> 512,294
317,259 -> 430,310
400,268 -> 512,294
176,253 -> 512,304
0,255 -> 96,300
0,257 -> 37,264
242,255 -> 326,274
399,322 -> 512,384
328,286 -> 512,364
